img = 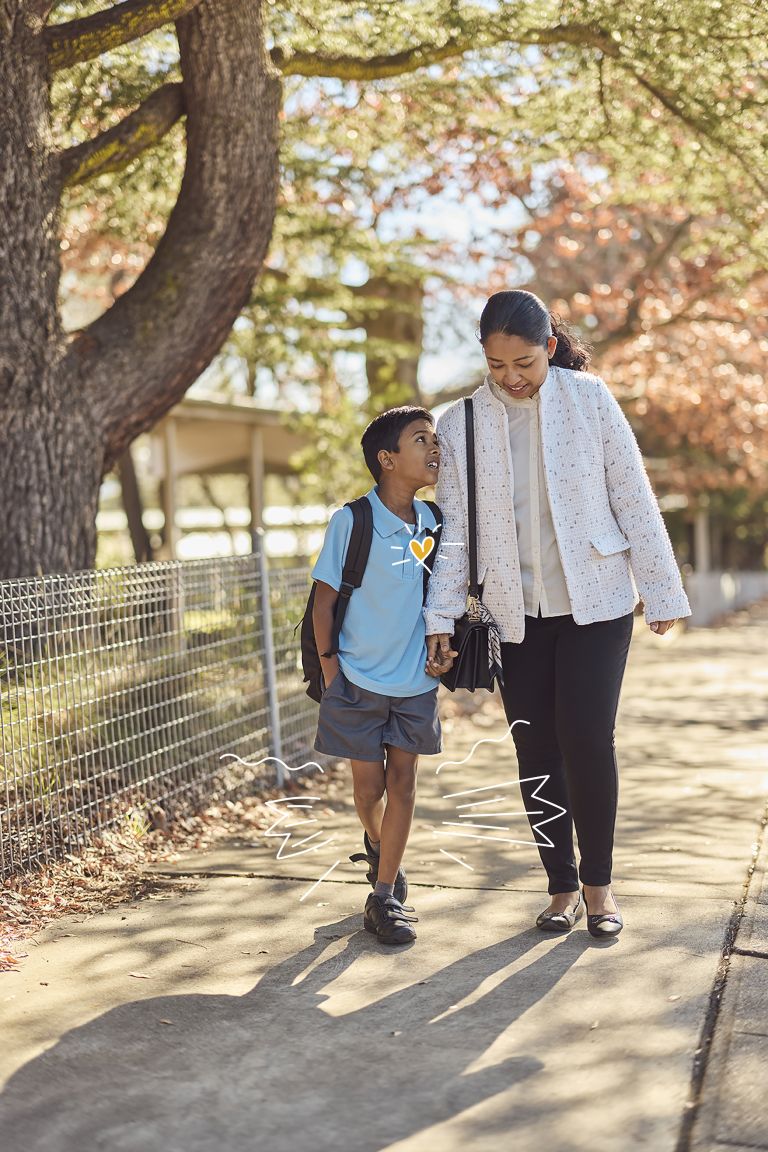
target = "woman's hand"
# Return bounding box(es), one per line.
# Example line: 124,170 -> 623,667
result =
426,633 -> 458,676
649,619 -> 676,636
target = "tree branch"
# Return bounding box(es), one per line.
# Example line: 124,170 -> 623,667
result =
65,0 -> 282,468
271,21 -> 615,80
23,1 -> 56,27
45,0 -> 202,71
271,18 -> 762,196
59,82 -> 185,187
623,66 -> 768,197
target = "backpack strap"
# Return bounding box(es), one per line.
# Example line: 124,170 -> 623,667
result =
325,496 -> 373,656
420,499 -> 443,601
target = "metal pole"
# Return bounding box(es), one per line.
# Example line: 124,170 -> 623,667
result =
162,418 -> 180,559
254,527 -> 284,786
249,426 -> 264,534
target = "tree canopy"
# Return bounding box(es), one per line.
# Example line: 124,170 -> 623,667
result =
1,0 -> 766,574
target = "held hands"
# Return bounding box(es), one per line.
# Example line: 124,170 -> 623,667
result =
426,633 -> 459,677
649,619 -> 676,636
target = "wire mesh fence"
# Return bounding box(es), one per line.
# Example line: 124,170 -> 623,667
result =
0,551 -> 319,879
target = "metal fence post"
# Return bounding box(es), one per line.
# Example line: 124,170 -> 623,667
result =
254,528 -> 285,786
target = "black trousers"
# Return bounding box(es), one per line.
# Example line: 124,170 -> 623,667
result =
499,612 -> 634,894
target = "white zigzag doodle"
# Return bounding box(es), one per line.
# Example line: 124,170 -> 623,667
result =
433,720 -> 567,851
263,796 -> 337,859
263,797 -> 343,903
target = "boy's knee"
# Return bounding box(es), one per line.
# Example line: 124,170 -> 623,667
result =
354,779 -> 386,806
385,763 -> 417,800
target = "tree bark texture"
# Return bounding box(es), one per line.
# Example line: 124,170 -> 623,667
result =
0,0 -> 280,578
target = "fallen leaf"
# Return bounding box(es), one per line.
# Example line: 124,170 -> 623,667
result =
668,994 -> 681,1002
159,1019 -> 174,1026
128,972 -> 152,979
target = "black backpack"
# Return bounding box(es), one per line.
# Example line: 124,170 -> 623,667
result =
300,496 -> 443,702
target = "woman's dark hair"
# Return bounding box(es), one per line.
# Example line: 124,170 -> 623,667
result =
478,290 -> 592,372
361,405 -> 434,481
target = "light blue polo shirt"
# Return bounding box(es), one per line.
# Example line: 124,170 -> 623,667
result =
311,487 -> 439,697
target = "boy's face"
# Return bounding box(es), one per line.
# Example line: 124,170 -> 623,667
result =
378,419 -> 440,487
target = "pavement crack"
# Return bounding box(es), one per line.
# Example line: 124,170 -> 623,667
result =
675,802 -> 768,1152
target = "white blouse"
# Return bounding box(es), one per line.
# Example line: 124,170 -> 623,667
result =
488,376 -> 571,617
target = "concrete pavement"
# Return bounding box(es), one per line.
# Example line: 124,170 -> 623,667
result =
1,607 -> 767,1152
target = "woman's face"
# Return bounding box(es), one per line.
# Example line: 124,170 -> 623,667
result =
483,332 -> 557,400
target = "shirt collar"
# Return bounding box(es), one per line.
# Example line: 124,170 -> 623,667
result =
486,372 -> 543,409
368,486 -> 421,538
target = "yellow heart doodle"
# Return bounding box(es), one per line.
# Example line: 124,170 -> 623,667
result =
409,536 -> 435,562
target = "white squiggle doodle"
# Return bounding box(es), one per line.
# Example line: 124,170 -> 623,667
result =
220,753 -> 325,775
434,719 -> 530,776
434,720 -> 567,848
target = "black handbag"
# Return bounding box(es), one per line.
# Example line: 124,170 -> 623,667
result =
440,398 -> 504,693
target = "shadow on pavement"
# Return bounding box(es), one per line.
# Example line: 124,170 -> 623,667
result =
0,913 -> 589,1151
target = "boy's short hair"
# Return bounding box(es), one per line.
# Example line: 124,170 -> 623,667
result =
361,405 -> 434,481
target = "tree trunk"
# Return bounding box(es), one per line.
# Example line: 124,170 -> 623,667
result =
0,0 -> 280,579
1,406 -> 104,577
72,0 -> 282,465
356,274 -> 425,409
117,448 -> 154,563
0,6 -> 74,576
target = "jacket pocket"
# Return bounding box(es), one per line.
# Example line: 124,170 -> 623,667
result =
590,528 -> 631,556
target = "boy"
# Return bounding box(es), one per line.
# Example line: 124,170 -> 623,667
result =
312,406 -> 454,945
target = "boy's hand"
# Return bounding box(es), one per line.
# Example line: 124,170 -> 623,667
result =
426,633 -> 458,676
320,655 -> 340,691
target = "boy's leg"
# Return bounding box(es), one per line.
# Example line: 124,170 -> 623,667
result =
350,758 -> 386,845
377,746 -> 418,886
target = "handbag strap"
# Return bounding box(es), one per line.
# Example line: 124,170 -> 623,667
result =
463,397 -> 482,598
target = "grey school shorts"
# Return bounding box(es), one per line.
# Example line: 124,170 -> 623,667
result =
314,670 -> 442,762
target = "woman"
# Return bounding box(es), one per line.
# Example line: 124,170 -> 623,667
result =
425,289 -> 690,937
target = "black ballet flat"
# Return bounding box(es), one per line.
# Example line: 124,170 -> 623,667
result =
583,889 -> 623,938
535,892 -> 584,933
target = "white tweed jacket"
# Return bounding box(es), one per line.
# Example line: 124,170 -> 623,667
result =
424,368 -> 691,643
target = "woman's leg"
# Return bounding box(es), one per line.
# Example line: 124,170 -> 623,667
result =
500,616 -> 579,897
378,746 -> 418,887
554,613 -> 634,908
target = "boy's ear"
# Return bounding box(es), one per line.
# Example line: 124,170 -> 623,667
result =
378,448 -> 395,472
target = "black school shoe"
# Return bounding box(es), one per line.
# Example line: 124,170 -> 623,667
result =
364,893 -> 418,945
349,831 -> 408,904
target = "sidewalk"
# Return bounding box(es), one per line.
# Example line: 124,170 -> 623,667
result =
1,607 -> 767,1152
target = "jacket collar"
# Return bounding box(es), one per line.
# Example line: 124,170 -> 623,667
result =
474,368 -> 554,411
